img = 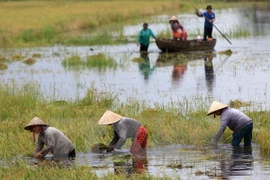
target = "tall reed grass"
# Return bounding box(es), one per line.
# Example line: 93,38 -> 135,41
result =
0,0 -> 188,47
0,81 -> 269,178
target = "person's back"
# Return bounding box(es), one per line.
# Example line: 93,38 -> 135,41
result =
221,108 -> 252,132
39,127 -> 75,157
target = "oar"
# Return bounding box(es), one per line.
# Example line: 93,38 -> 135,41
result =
186,0 -> 232,45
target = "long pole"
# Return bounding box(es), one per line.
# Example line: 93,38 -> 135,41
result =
187,0 -> 232,45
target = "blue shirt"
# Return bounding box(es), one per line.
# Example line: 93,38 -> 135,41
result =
137,28 -> 156,47
203,11 -> 215,28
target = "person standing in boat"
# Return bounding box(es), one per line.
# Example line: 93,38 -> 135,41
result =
169,16 -> 187,40
207,101 -> 253,147
195,5 -> 215,41
137,22 -> 156,52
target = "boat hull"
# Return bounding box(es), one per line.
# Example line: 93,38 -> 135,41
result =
155,38 -> 216,52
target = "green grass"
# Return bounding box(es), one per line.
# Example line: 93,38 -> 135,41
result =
62,53 -> 117,71
0,81 -> 269,179
0,0 -> 267,47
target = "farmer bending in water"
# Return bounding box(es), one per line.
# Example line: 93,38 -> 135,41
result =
207,101 -> 253,146
98,110 -> 148,154
24,117 -> 76,159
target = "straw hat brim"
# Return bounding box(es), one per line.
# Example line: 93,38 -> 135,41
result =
169,16 -> 178,23
98,110 -> 122,125
24,117 -> 48,131
207,101 -> 228,116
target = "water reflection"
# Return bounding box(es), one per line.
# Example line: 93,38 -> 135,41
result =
204,54 -> 215,94
172,63 -> 187,84
26,155 -> 75,169
220,146 -> 253,179
138,52 -> 156,80
113,151 -> 148,177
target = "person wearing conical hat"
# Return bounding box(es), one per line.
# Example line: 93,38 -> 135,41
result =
169,16 -> 187,40
24,117 -> 76,159
207,101 -> 253,146
98,110 -> 148,154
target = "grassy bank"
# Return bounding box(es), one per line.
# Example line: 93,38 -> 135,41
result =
0,0 -> 268,47
0,82 -> 268,179
0,0 -> 187,47
0,83 -> 268,157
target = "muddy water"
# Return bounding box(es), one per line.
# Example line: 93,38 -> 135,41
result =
23,143 -> 270,179
1,7 -> 270,110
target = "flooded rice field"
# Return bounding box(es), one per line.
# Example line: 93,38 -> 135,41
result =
1,5 -> 270,179
22,144 -> 270,179
1,7 -> 270,110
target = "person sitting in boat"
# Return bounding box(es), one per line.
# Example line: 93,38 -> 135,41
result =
169,16 -> 187,41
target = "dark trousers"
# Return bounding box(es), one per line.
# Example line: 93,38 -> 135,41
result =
232,123 -> 253,146
140,44 -> 148,52
68,149 -> 76,159
203,26 -> 213,40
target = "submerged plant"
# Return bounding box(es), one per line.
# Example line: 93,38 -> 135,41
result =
23,58 -> 36,65
62,55 -> 82,69
0,63 -> 8,70
86,53 -> 117,70
32,53 -> 42,58
11,54 -> 24,61
0,56 -> 7,63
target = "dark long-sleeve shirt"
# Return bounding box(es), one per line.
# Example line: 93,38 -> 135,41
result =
109,117 -> 141,149
214,108 -> 252,142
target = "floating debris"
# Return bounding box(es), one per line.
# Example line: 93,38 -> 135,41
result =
11,54 -> 24,61
132,57 -> 143,62
23,58 -> 36,65
0,63 -> 8,70
32,53 -> 42,58
218,49 -> 233,56
0,56 -> 7,63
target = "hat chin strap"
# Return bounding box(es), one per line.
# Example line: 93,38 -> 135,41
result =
32,132 -> 36,142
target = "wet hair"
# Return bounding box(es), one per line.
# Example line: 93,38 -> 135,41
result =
143,23 -> 148,27
206,5 -> 212,10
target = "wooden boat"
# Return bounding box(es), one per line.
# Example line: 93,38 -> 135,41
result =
155,38 -> 216,52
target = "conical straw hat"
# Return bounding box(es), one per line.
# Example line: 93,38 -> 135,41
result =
169,16 -> 178,23
98,110 -> 122,125
24,117 -> 48,130
207,101 -> 228,116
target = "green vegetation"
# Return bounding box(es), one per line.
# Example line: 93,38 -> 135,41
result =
23,58 -> 36,65
0,0 -> 188,47
62,53 -> 117,70
0,83 -> 268,157
0,63 -> 8,70
0,0 -> 268,47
